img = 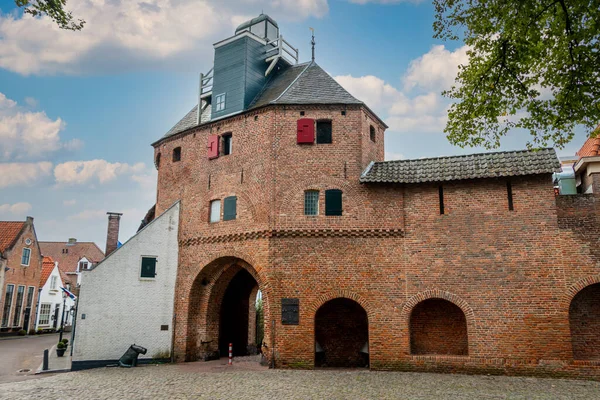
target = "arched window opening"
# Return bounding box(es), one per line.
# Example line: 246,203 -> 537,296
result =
315,298 -> 369,368
410,298 -> 468,356
569,283 -> 600,360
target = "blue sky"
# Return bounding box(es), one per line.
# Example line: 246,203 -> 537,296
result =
0,0 -> 591,249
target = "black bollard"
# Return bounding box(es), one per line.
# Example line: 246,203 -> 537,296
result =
43,349 -> 49,371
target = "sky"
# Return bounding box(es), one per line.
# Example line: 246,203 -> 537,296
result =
0,0 -> 592,250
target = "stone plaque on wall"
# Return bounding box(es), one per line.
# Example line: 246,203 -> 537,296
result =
281,298 -> 299,325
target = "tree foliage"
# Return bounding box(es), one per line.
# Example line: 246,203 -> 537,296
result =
15,0 -> 84,31
434,0 -> 600,149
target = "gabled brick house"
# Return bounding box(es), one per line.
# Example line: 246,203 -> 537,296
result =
74,15 -> 600,378
0,217 -> 43,334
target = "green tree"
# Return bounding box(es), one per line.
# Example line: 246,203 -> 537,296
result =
15,0 -> 84,31
434,0 -> 600,149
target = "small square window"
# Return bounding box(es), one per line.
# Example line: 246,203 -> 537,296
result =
173,147 -> 181,162
223,134 -> 232,156
210,200 -> 221,223
21,248 -> 31,266
216,93 -> 226,112
140,257 -> 157,278
304,191 -> 319,216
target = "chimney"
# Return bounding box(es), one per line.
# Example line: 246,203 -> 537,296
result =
105,212 -> 123,256
67,238 -> 77,245
26,216 -> 33,224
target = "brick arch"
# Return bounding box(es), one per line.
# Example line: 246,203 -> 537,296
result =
401,289 -> 475,328
185,256 -> 270,362
307,290 -> 372,321
565,275 -> 600,306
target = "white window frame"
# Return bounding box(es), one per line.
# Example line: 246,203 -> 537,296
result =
215,93 -> 226,112
39,303 -> 51,326
12,285 -> 25,327
78,261 -> 88,271
50,276 -> 58,290
2,284 -> 14,327
304,190 -> 319,216
21,247 -> 31,266
210,199 -> 221,223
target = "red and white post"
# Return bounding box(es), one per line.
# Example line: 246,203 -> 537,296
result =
228,343 -> 233,365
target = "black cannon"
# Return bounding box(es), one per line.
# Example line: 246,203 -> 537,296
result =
118,344 -> 147,368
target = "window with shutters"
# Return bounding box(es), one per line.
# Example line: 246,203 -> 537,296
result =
304,190 -> 319,216
297,118 -> 315,144
325,189 -> 343,216
173,147 -> 181,162
223,196 -> 237,221
21,248 -> 31,266
140,256 -> 157,279
222,133 -> 232,156
316,120 -> 332,144
210,199 -> 221,223
208,135 -> 220,159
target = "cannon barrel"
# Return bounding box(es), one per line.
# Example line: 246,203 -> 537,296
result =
118,344 -> 148,368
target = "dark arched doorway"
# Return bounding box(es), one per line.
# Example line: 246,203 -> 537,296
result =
314,298 -> 369,368
219,269 -> 259,357
410,298 -> 468,355
186,257 -> 265,362
569,283 -> 600,360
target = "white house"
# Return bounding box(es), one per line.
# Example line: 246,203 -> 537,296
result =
36,256 -> 75,331
72,202 -> 179,370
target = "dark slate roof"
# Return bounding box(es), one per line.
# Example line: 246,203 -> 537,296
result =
159,61 -> 363,142
360,148 -> 560,184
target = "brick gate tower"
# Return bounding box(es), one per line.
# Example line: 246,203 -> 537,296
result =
148,15 -> 600,377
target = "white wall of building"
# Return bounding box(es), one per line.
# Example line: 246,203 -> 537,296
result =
36,264 -> 75,330
73,202 -> 179,366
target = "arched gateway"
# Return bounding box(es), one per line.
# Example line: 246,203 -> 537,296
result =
186,257 -> 266,361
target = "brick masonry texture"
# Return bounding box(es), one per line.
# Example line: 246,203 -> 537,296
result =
0,220 -> 42,332
153,103 -> 600,379
410,299 -> 468,356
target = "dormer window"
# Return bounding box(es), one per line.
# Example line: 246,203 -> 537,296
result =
216,93 -> 226,112
78,261 -> 89,271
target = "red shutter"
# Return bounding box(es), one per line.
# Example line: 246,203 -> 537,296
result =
297,118 -> 315,144
208,135 -> 219,159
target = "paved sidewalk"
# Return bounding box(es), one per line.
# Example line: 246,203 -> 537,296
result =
36,343 -> 72,374
1,360 -> 600,399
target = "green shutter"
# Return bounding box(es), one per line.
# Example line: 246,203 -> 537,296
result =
141,257 -> 157,278
325,189 -> 343,216
223,196 -> 237,221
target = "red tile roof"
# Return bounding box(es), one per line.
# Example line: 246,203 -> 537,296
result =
40,256 -> 55,287
39,241 -> 104,275
577,125 -> 600,158
0,221 -> 25,255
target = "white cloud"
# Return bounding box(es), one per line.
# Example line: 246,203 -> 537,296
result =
0,92 -> 81,161
24,97 -> 38,107
63,199 -> 77,206
0,0 -> 328,75
0,202 -> 32,216
335,45 -> 467,135
0,162 -> 53,188
403,45 -> 469,92
67,209 -> 106,221
54,160 -> 146,185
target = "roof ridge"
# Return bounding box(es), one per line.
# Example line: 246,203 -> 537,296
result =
376,148 -> 556,164
271,61 -> 314,103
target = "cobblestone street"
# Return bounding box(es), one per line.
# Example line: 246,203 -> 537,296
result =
1,359 -> 599,400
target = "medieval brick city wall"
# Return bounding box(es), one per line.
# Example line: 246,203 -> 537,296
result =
0,220 -> 42,332
155,103 -> 600,378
